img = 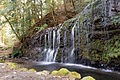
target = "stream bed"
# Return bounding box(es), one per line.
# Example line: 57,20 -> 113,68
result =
18,61 -> 120,80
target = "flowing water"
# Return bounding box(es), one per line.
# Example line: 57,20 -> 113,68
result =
45,29 -> 52,62
103,0 -> 109,39
70,24 -> 76,57
18,61 -> 120,80
53,25 -> 62,62
44,34 -> 47,52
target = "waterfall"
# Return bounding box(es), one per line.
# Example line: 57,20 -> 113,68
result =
35,0 -> 112,63
53,29 -> 60,62
53,25 -> 64,62
51,30 -> 56,62
68,20 -> 80,63
45,29 -> 52,62
109,0 -> 112,16
103,0 -> 109,39
45,29 -> 56,62
53,30 -> 56,50
90,0 -> 95,39
70,24 -> 76,57
61,26 -> 67,62
104,0 -> 107,20
44,34 -> 47,52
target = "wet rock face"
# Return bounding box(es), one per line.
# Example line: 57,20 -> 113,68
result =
111,0 -> 120,11
20,0 -> 120,69
118,2 -> 120,11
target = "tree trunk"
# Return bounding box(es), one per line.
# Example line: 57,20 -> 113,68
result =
40,0 -> 43,26
4,16 -> 21,42
71,0 -> 75,9
64,0 -> 67,14
52,0 -> 56,23
0,30 -> 2,43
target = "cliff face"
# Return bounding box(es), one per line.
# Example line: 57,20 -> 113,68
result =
18,0 -> 120,71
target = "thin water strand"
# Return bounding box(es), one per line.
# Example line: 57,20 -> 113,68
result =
53,25 -> 64,62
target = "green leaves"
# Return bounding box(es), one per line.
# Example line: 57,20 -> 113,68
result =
36,24 -> 48,33
73,0 -> 89,13
104,39 -> 120,59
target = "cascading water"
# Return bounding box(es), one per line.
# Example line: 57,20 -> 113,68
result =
103,0 -> 109,39
53,29 -> 60,62
45,29 -> 52,62
41,34 -> 47,58
61,26 -> 67,62
70,24 -> 76,57
109,0 -> 112,16
90,0 -> 95,39
44,25 -> 64,62
36,0 -> 116,63
53,25 -> 64,62
45,29 -> 57,62
44,35 -> 47,51
48,30 -> 56,62
44,34 -> 47,52
50,30 -> 56,62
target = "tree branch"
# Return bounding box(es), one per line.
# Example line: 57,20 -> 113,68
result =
4,15 -> 21,42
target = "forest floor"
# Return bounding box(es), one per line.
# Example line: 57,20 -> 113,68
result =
0,45 -> 12,59
0,45 -> 70,80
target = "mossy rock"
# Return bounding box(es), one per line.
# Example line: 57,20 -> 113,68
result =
52,68 -> 70,76
29,68 -> 36,72
42,70 -> 50,74
0,60 -> 5,63
69,72 -> 81,79
20,68 -> 28,71
52,70 -> 58,76
58,68 -> 70,76
36,70 -> 50,76
7,63 -> 17,69
81,76 -> 95,80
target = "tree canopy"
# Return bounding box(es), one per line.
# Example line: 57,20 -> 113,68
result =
0,0 -> 90,43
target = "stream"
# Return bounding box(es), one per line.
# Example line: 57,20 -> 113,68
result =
18,61 -> 120,80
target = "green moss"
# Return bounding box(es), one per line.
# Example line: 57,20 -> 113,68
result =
29,68 -> 36,72
70,72 -> 81,79
20,68 -> 28,71
104,40 -> 120,59
58,68 -> 70,76
51,68 -> 71,76
7,63 -> 17,69
0,60 -> 5,63
90,35 -> 120,63
111,13 -> 120,25
51,68 -> 81,79
81,76 -> 95,80
10,47 -> 21,58
52,70 -> 58,76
